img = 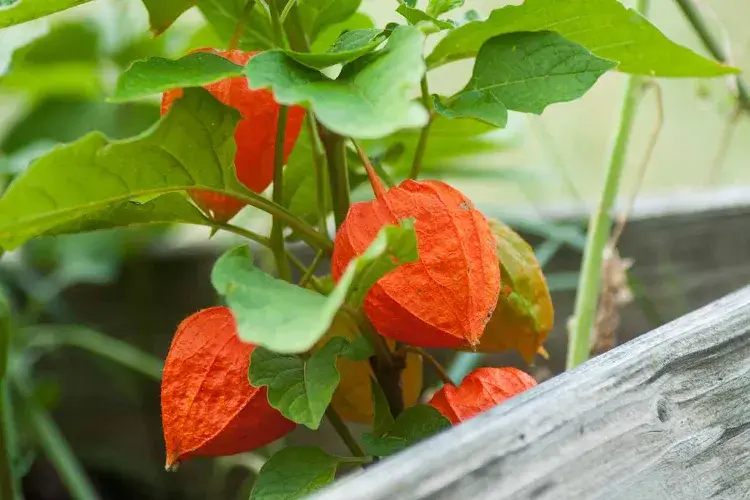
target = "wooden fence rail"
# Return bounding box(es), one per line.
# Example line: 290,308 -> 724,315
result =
313,286 -> 750,500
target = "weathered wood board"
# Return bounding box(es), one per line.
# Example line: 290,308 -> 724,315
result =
312,286 -> 750,500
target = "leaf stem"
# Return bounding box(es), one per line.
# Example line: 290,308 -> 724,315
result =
352,140 -> 385,199
0,382 -> 18,500
567,1 -> 649,370
320,127 -> 350,229
409,77 -> 434,180
279,0 -> 299,23
13,374 -> 98,500
268,0 -> 289,49
211,221 -> 271,247
306,116 -> 330,237
404,347 -> 453,386
673,0 -> 750,110
271,106 -> 292,281
325,407 -> 366,458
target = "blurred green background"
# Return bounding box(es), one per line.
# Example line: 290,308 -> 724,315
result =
1,1 -> 749,499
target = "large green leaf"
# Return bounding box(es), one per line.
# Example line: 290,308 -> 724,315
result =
0,0 -> 93,29
435,31 -> 616,127
426,0 -> 738,77
0,88 -> 261,250
250,447 -> 342,499
248,336 -> 372,429
298,0 -> 361,42
245,26 -> 428,139
361,405 -> 450,457
197,0 -> 275,51
111,53 -> 243,102
140,0 -> 193,35
285,29 -> 384,70
211,219 -> 417,353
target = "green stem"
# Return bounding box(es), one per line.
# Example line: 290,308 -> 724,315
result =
271,106 -> 292,281
212,221 -> 271,247
228,0 -> 257,50
298,250 -> 324,288
674,0 -> 750,110
268,0 -> 289,49
325,407 -> 365,458
320,128 -> 350,229
306,116 -> 330,237
279,0 -> 299,23
0,382 -> 18,500
26,326 -> 163,381
567,2 -> 648,369
13,375 -> 98,500
409,77 -> 434,180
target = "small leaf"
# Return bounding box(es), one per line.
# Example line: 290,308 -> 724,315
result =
0,88 -> 244,250
285,29 -> 384,69
436,31 -> 616,126
197,0 -> 275,51
248,335 -> 372,429
250,447 -> 342,499
212,220 -> 417,353
140,0 -> 193,35
311,12 -> 375,53
369,379 -> 394,436
245,26 -> 428,139
427,0 -> 738,77
361,405 -> 450,457
0,0 -> 94,29
112,53 -> 243,102
427,0 -> 463,17
298,0 -> 361,42
396,4 -> 454,31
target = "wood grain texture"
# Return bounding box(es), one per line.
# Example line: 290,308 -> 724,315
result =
313,286 -> 750,500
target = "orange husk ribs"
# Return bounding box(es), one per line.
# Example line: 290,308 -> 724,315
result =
428,367 -> 537,425
332,164 -> 501,348
161,48 -> 306,221
161,307 -> 295,469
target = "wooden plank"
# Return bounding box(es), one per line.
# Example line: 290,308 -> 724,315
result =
312,286 -> 750,500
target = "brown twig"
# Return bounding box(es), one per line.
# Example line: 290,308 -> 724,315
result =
400,346 -> 453,386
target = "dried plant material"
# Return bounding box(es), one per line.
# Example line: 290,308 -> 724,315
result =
332,177 -> 501,348
590,245 -> 634,355
162,48 -> 306,221
428,367 -> 537,424
161,307 -> 295,469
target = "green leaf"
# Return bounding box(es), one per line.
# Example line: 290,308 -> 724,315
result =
0,88 -> 252,251
140,0 -> 193,35
435,31 -> 616,127
197,0 -> 275,51
426,0 -> 738,77
111,53 -> 243,102
0,0 -> 94,29
211,220 -> 417,353
311,12 -> 375,53
396,4 -> 454,30
250,447 -> 342,499
427,0 -> 463,17
248,336 -> 372,429
361,405 -> 450,457
245,25 -> 428,139
370,379 -> 394,437
10,22 -> 99,67
298,0 -> 361,42
43,193 -> 208,237
282,125 -> 329,226
285,29 -> 384,69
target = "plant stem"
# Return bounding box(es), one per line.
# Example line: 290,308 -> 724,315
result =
212,221 -> 271,247
279,0 -> 299,23
13,375 -> 98,500
409,77 -> 434,180
567,4 -> 648,370
405,347 -> 453,386
352,140 -> 386,199
325,407 -> 365,458
306,117 -> 330,236
298,250 -> 324,287
320,127 -> 350,229
268,0 -> 289,49
0,382 -> 17,500
228,0 -> 257,50
271,106 -> 292,281
673,0 -> 750,110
